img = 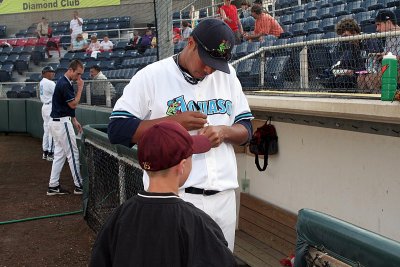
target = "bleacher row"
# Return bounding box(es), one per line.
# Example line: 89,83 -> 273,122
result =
14,16 -> 131,39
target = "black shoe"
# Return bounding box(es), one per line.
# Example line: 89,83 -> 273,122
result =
42,151 -> 48,160
47,186 -> 70,196
74,186 -> 83,195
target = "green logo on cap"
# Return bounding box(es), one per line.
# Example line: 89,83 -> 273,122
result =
217,40 -> 231,55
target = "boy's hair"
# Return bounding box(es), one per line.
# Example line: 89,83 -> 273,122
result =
336,18 -> 361,35
251,4 -> 262,15
90,65 -> 101,72
182,20 -> 189,27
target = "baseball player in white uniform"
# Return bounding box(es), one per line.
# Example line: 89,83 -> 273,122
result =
39,66 -> 56,161
108,19 -> 253,251
47,60 -> 84,196
70,11 -> 83,41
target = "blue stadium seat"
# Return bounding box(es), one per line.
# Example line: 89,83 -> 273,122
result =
199,9 -> 207,18
10,46 -> 24,55
321,17 -> 337,32
384,0 -> 400,7
0,25 -> 7,38
120,16 -> 131,28
0,63 -> 14,82
21,46 -> 35,55
85,61 -> 101,69
319,0 -> 333,8
181,11 -> 190,19
57,60 -> 70,71
54,69 -> 65,80
144,47 -> 157,56
247,42 -> 261,54
292,22 -> 307,36
122,68 -> 137,79
114,41 -> 128,51
280,24 -> 293,38
5,54 -> 19,65
305,9 -> 320,21
317,7 -> 334,19
124,50 -> 139,59
355,10 -> 376,26
237,58 -> 255,87
172,12 -> 180,20
322,32 -> 337,39
31,46 -> 46,65
110,50 -> 125,65
280,14 -> 294,25
293,11 -> 307,23
0,46 -> 13,55
99,60 -> 116,70
26,73 -> 42,82
306,21 -> 324,34
99,18 -> 109,24
97,51 -> 113,60
332,0 -> 346,6
97,23 -> 109,31
0,55 -> 7,64
305,1 -> 319,11
306,33 -> 324,41
363,0 -> 386,11
25,84 -> 37,97
121,58 -> 135,68
264,56 -> 290,89
18,90 -> 32,98
109,17 -> 121,23
333,4 -> 350,17
63,52 -> 75,60
308,45 -> 334,77
291,5 -> 305,13
347,1 -> 366,14
74,52 -> 90,61
15,54 -> 31,73
232,42 -> 248,59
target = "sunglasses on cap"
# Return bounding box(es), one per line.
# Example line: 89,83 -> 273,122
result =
193,33 -> 232,61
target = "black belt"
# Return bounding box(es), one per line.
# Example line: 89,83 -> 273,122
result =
44,102 -> 51,105
53,118 -> 60,121
185,187 -> 220,196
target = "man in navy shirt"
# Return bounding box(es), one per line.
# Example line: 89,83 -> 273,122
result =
47,60 -> 84,195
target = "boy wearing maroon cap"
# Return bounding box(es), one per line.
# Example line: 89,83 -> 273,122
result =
90,121 -> 236,267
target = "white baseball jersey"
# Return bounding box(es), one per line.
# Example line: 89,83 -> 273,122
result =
111,57 -> 253,191
40,77 -> 56,104
100,40 -> 114,51
70,17 -> 83,36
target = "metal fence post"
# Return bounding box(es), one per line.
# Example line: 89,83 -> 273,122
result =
86,83 -> 91,105
260,51 -> 265,87
300,45 -> 309,89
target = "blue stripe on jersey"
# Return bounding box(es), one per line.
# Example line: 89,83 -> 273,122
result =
109,110 -> 136,119
234,112 -> 254,123
64,122 -> 82,187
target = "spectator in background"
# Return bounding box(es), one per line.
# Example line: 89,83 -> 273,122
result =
70,11 -> 83,41
138,28 -> 154,53
181,20 -> 192,40
126,30 -> 141,50
100,35 -> 113,51
69,33 -> 88,52
243,5 -> 283,41
173,27 -> 181,44
36,17 -> 52,38
321,18 -> 365,90
359,10 -> 400,92
240,0 -> 255,32
86,35 -> 102,55
220,0 -> 244,44
89,65 -> 116,105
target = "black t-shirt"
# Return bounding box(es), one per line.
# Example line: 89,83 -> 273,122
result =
51,76 -> 76,118
90,191 -> 236,267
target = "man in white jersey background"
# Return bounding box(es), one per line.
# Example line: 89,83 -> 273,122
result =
39,66 -> 56,161
69,11 -> 83,42
108,18 -> 254,251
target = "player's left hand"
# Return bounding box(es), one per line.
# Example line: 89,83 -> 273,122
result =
73,119 -> 83,133
198,125 -> 226,148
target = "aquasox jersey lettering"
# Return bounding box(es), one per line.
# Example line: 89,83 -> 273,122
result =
166,95 -> 233,117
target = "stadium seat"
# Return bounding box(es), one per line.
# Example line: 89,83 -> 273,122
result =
5,54 -> 19,65
319,0 -> 333,8
181,11 -> 190,19
120,16 -> 131,28
18,90 -> 32,98
10,46 -> 24,55
7,39 -> 18,46
333,4 -> 350,17
347,1 -> 366,13
305,1 -> 319,11
124,50 -> 139,59
321,17 -> 337,32
54,69 -> 65,80
247,42 -> 261,54
0,25 -> 6,38
25,38 -> 38,46
110,50 -> 125,65
363,0 -> 385,11
97,51 -> 113,60
317,7 -> 334,19
0,63 -> 14,82
292,22 -> 307,36
15,54 -> 31,73
305,9 -> 320,21
57,60 -> 70,71
6,90 -> 19,98
293,11 -> 307,23
99,60 -> 116,70
114,41 -> 128,51
24,83 -> 37,97
280,24 -> 293,38
264,56 -> 290,89
232,42 -> 248,59
85,61 -> 101,69
237,59 -> 256,88
306,33 -> 324,41
280,14 -> 294,25
384,0 -> 400,7
355,10 -> 376,26
15,38 -> 27,47
31,45 -> 46,65
0,46 -> 12,55
109,17 -> 121,23
47,37 -> 61,57
332,0 -> 346,6
144,47 -> 157,56
63,52 -> 75,60
26,72 -> 42,82
37,37 -> 49,46
306,21 -> 324,34
0,55 -> 8,64
199,9 -> 207,18
172,11 -> 181,20
97,23 -> 109,31
99,18 -> 109,24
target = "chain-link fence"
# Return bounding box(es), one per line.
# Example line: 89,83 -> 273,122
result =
82,125 -> 143,233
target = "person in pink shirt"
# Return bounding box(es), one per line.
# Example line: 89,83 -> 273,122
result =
219,0 -> 243,43
243,4 -> 283,41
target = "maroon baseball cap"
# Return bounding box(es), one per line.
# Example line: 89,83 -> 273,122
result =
138,121 -> 212,171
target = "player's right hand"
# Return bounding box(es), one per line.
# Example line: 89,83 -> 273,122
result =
173,111 -> 207,131
76,78 -> 84,90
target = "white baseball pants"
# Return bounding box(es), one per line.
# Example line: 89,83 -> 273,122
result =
179,188 -> 236,251
41,103 -> 54,153
48,117 -> 82,188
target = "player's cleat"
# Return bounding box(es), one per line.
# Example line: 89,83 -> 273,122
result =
47,153 -> 54,161
47,186 -> 70,196
74,186 -> 83,195
42,151 -> 48,160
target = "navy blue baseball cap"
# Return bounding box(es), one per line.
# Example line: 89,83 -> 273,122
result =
375,10 -> 397,24
42,66 -> 55,73
191,18 -> 235,74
